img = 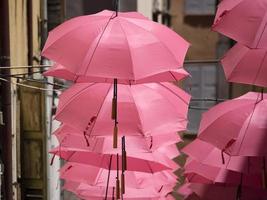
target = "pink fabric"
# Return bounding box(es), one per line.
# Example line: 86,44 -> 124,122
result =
55,82 -> 190,137
198,92 -> 266,150
60,162 -> 177,189
50,147 -> 178,173
221,43 -> 267,87
213,0 -> 267,48
44,63 -> 189,84
54,124 -> 181,152
182,139 -> 267,174
42,10 -> 189,83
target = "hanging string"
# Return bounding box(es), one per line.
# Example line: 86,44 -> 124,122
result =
105,155 -> 113,200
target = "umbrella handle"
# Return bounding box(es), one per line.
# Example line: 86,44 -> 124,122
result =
121,173 -> 125,194
113,126 -> 118,148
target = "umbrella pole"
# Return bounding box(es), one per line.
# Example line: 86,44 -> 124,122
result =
112,78 -> 118,148
105,155 -> 113,200
116,153 -> 120,199
121,136 -> 127,195
262,156 -> 267,189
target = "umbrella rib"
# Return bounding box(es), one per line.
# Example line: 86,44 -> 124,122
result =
126,86 -> 146,137
158,82 -> 190,105
87,84 -> 113,137
83,12 -> 116,75
235,93 -> 263,154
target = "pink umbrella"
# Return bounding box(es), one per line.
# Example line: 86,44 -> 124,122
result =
42,10 -> 189,84
213,0 -> 267,48
50,147 -> 178,173
44,63 -> 190,84
182,139 -> 267,175
188,183 -> 267,200
76,182 -> 175,199
54,128 -> 180,158
54,124 -> 182,152
184,159 -> 263,189
198,92 -> 266,151
221,43 -> 267,87
60,162 -> 177,189
55,82 -> 190,138
63,180 -> 174,199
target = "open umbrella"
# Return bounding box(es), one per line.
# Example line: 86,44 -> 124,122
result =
55,82 -> 190,146
42,10 -> 189,84
50,147 -> 178,173
213,0 -> 267,48
60,162 -> 177,189
221,43 -> 267,87
198,92 -> 266,151
76,182 -> 175,199
182,139 -> 267,175
44,63 -> 190,84
54,124 -> 182,152
184,159 -> 263,189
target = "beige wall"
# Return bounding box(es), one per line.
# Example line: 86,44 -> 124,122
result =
171,0 -> 219,60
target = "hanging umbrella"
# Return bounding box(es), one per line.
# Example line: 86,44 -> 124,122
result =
55,82 -> 190,141
221,43 -> 267,87
182,139 -> 267,175
63,180 -> 175,200
44,63 -> 190,84
42,10 -> 189,84
212,0 -> 267,48
50,147 -> 178,173
198,92 -> 266,151
54,128 -> 180,157
184,159 -> 263,189
54,124 -> 182,152
60,162 -> 177,189
76,182 -> 175,199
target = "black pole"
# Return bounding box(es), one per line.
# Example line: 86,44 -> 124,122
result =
105,155 -> 113,200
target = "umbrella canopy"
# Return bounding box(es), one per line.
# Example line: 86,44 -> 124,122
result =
213,0 -> 267,48
182,139 -> 267,175
198,92 -> 266,151
60,162 -> 177,189
221,43 -> 267,87
54,124 -> 182,152
55,82 -> 190,137
184,159 -> 263,189
42,10 -> 190,84
50,147 -> 178,173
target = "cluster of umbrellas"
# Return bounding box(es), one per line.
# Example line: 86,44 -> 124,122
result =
179,0 -> 267,200
42,7 -> 191,200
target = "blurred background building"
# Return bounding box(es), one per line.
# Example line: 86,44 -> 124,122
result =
0,0 -> 259,200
